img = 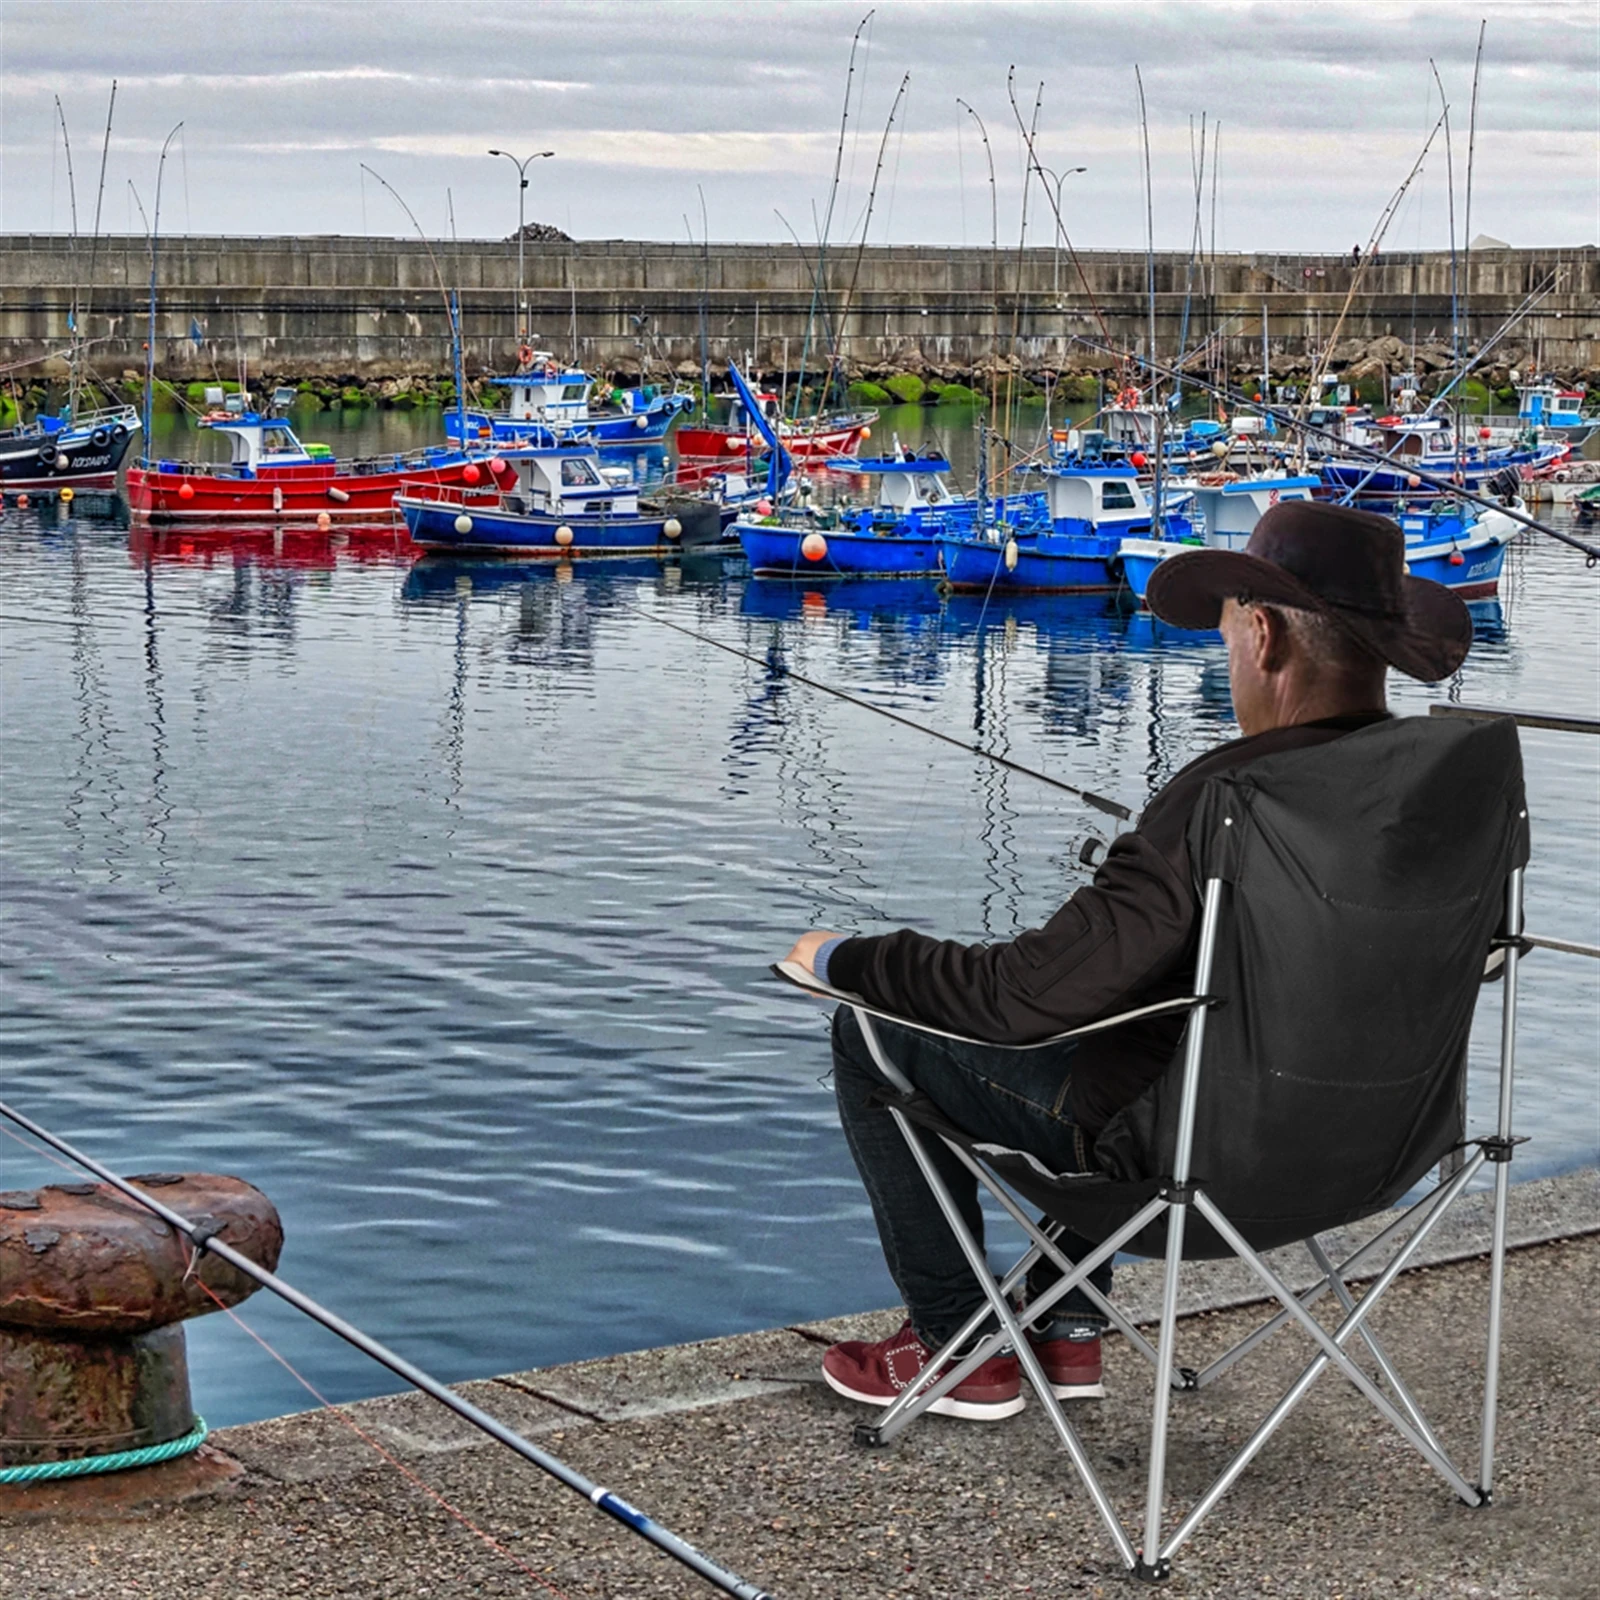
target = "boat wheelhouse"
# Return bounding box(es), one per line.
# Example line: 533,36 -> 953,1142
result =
398,440 -> 724,556
125,413 -> 504,523
1517,380 -> 1593,439
444,354 -> 692,448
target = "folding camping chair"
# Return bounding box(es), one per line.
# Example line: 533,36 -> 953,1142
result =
777,713 -> 1532,1581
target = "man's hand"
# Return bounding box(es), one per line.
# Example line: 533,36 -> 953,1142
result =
783,930 -> 842,976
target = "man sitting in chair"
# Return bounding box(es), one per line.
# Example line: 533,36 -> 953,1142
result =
783,502 -> 1472,1421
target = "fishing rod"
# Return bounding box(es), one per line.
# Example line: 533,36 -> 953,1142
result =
0,1096 -> 774,1600
628,603 -> 1134,822
1072,333 -> 1600,564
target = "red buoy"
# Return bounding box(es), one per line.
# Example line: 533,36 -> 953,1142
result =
1449,549 -> 1465,566
1130,451 -> 1147,469
178,480 -> 195,501
462,463 -> 482,486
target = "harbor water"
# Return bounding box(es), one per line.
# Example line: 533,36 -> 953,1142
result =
1,406 -> 1596,1427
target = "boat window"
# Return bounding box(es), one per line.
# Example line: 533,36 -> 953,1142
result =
915,475 -> 949,504
1101,480 -> 1137,509
560,457 -> 601,486
260,428 -> 300,456
561,384 -> 587,402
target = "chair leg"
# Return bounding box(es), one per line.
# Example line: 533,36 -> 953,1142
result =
874,1105 -> 1140,1571
1480,865 -> 1524,1500
1135,1198 -> 1187,1583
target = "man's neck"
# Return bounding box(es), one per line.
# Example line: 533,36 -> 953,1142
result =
1245,677 -> 1389,737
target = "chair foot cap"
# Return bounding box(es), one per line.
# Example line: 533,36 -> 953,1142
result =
852,1423 -> 886,1449
1133,1556 -> 1172,1584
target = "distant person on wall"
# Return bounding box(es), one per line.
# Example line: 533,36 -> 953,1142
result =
782,503 -> 1473,1421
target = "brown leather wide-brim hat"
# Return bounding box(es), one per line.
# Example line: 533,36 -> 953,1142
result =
1145,501 -> 1473,682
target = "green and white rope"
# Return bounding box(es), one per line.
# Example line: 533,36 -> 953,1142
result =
0,1416 -> 208,1484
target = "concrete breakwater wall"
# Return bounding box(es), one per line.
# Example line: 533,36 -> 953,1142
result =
1,235 -> 1595,394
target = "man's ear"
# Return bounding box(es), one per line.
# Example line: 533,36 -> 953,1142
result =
1255,604 -> 1291,673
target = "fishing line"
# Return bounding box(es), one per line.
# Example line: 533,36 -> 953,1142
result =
1071,334 -> 1600,564
0,1097 -> 776,1600
626,600 -> 1133,822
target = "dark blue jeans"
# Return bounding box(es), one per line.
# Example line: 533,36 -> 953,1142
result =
832,1005 -> 1112,1349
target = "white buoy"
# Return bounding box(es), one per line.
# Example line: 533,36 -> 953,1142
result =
327,485 -> 351,503
1003,538 -> 1019,571
455,513 -> 474,535
635,414 -> 649,429
555,525 -> 574,547
662,517 -> 682,539
1211,440 -> 1229,458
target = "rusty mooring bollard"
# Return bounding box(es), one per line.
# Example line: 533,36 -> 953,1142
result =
0,1174 -> 282,1469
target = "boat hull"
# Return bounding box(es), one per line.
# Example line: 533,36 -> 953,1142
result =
126,457 -> 500,523
737,523 -> 942,578
0,422 -> 138,491
399,495 -> 683,556
676,418 -> 871,460
938,534 -> 1120,593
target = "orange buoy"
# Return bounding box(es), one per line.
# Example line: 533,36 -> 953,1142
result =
178,480 -> 195,501
16,494 -> 30,509
801,532 -> 828,561
859,425 -> 872,440
1449,549 -> 1465,566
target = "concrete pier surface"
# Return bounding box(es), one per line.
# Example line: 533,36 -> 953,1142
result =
3,1168 -> 1595,1599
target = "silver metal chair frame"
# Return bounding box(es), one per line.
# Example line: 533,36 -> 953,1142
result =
789,864 -> 1537,1582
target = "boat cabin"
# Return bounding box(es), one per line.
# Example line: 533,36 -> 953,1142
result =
508,444 -> 640,517
827,453 -> 956,514
1039,452 -> 1152,530
1370,415 -> 1456,458
1518,382 -> 1589,431
495,355 -> 595,425
729,390 -> 784,430
1186,476 -> 1319,551
197,414 -> 319,475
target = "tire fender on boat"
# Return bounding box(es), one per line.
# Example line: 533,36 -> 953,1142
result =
272,486 -> 285,513
37,442 -> 56,467
91,427 -> 110,447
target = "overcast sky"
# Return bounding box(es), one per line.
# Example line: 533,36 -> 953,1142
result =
1,0 -> 1595,251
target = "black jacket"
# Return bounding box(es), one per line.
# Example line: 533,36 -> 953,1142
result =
826,713 -> 1392,1133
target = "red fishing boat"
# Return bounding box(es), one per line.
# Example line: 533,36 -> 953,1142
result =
125,413 -> 513,523
674,387 -> 874,462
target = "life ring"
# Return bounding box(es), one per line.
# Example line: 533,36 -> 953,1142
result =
1117,387 -> 1141,408
517,344 -> 536,369
91,427 -> 110,447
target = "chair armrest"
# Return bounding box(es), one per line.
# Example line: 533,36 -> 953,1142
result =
769,961 -> 1211,1051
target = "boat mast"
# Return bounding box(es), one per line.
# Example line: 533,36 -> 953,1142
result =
142,122 -> 184,466
76,81 -> 117,421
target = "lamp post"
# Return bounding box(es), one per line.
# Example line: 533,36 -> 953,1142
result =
487,148 -> 554,354
1037,164 -> 1087,298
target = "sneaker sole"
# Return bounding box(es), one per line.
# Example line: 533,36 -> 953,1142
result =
821,1365 -> 1027,1421
1045,1379 -> 1105,1400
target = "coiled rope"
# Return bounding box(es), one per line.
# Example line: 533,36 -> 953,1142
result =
0,1415 -> 207,1484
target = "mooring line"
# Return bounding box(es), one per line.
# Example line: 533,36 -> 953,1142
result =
0,1097 -> 776,1600
627,602 -> 1135,822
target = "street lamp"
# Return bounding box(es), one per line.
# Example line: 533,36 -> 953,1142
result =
1037,164 -> 1087,297
488,148 -> 555,353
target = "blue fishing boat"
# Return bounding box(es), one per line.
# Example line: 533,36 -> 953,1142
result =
1393,499 -> 1519,598
1116,472 -> 1319,603
938,431 -> 1183,593
397,440 -> 717,556
444,352 -> 693,448
737,455 -> 966,578
1318,414 -> 1565,504
0,400 -> 141,492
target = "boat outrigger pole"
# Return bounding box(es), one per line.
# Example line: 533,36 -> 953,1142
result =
0,1097 -> 774,1600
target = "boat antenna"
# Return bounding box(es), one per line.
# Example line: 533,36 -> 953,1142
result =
0,1098 -> 773,1600
358,164 -> 470,442
54,97 -> 80,414
829,72 -> 910,415
1462,21 -> 1486,419
1134,65 -> 1164,530
955,99 -> 998,473
1294,103 -> 1449,466
141,121 -> 184,467
1002,70 -> 1043,446
1174,112 -> 1207,408
75,80 -> 117,418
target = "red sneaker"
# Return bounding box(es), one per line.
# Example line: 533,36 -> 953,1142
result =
821,1319 -> 1025,1421
1025,1329 -> 1104,1399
